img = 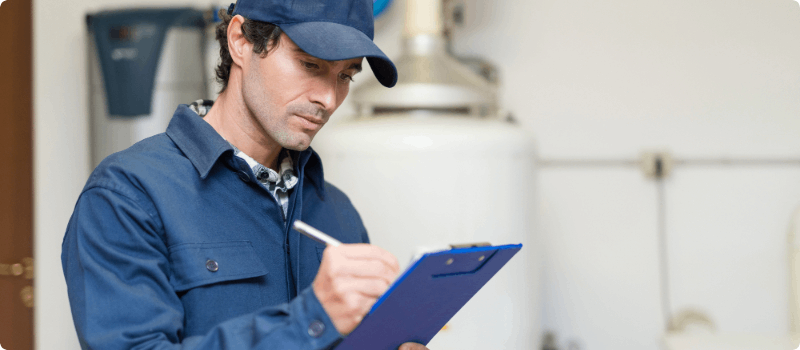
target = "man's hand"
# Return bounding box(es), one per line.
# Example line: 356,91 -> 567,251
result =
313,244 -> 400,335
399,342 -> 430,350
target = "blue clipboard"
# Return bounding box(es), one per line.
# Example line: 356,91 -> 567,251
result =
334,243 -> 522,350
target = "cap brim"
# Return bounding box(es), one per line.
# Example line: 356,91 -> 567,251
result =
279,21 -> 397,88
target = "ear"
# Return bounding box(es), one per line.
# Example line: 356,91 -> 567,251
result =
227,15 -> 251,70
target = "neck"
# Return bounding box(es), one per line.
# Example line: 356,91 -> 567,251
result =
203,74 -> 282,170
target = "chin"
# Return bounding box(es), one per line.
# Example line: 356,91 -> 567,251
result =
275,127 -> 319,151
284,143 -> 311,151
281,137 -> 313,151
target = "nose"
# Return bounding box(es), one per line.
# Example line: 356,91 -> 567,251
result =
308,76 -> 339,112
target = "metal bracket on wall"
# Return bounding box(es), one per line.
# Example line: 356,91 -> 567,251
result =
540,331 -> 583,350
667,308 -> 715,332
641,151 -> 673,179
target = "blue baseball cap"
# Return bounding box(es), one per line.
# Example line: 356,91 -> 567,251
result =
231,0 -> 398,87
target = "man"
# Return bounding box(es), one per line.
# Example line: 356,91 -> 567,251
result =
61,0 -> 430,349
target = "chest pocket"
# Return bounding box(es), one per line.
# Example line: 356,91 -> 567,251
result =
168,240 -> 271,337
168,240 -> 268,292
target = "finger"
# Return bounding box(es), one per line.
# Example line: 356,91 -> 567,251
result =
398,343 -> 429,350
334,244 -> 400,273
324,246 -> 400,282
340,289 -> 380,319
334,275 -> 392,299
355,277 -> 392,298
331,259 -> 398,285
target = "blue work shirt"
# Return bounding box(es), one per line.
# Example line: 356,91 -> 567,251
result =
61,105 -> 369,349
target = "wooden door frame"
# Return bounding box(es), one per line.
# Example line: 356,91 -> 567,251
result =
0,0 -> 35,349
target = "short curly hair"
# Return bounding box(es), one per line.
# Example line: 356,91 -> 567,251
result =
215,9 -> 283,93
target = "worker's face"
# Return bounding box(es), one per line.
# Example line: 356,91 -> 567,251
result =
241,33 -> 363,151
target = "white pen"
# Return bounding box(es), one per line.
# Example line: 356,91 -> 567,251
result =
292,220 -> 342,247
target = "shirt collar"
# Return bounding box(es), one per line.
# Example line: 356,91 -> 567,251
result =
300,147 -> 326,200
166,104 -> 233,179
165,104 -> 327,198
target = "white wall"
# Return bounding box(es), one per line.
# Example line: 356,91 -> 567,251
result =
537,168 -> 664,349
35,0 -> 800,349
667,166 -> 800,334
447,0 -> 799,348
453,0 -> 800,160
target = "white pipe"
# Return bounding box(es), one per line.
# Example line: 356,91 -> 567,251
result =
404,0 -> 443,38
789,206 -> 800,333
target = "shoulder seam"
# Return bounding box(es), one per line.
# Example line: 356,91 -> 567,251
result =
81,183 -> 165,235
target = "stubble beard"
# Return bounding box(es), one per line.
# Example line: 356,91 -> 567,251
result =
242,65 -> 304,151
242,65 -> 331,152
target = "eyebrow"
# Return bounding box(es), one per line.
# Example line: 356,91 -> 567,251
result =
293,47 -> 363,72
348,63 -> 363,73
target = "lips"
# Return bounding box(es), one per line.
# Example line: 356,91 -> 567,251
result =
296,114 -> 325,127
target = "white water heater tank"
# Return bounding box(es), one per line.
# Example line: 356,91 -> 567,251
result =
315,0 -> 539,346
312,114 -> 539,349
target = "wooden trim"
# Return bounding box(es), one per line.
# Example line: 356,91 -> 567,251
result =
0,0 -> 35,349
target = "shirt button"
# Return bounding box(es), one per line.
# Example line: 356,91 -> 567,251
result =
205,259 -> 219,272
307,320 -> 325,338
238,172 -> 250,182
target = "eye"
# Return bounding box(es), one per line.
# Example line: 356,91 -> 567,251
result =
301,61 -> 319,70
339,73 -> 355,82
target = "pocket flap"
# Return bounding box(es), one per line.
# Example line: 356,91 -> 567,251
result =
168,241 -> 268,292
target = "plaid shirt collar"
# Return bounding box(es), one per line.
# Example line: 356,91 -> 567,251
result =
229,144 -> 299,192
